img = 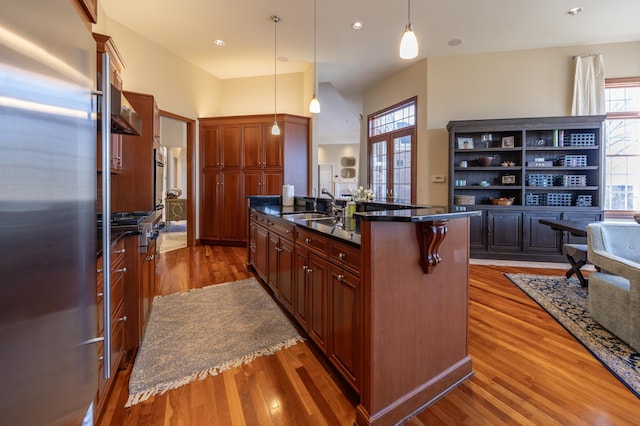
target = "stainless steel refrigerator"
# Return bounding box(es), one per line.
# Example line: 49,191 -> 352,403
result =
0,1 -> 99,424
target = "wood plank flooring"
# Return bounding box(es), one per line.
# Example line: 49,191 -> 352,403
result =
99,245 -> 640,425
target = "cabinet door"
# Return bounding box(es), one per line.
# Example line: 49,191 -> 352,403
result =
219,170 -> 245,240
488,211 -> 522,251
201,171 -> 221,239
308,252 -> 328,352
242,124 -> 264,168
328,265 -> 360,391
244,170 -> 263,196
263,124 -> 283,168
267,232 -> 279,293
469,210 -> 486,250
263,171 -> 283,195
254,224 -> 268,280
202,127 -> 222,168
221,126 -> 242,168
561,211 -> 603,245
523,212 -> 562,253
293,246 -> 309,330
278,238 -> 294,312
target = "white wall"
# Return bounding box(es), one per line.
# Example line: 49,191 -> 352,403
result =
363,41 -> 640,207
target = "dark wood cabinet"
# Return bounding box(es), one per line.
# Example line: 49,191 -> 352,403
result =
307,251 -> 329,352
94,33 -> 125,175
487,210 -> 522,251
200,114 -> 308,245
448,115 -> 605,261
201,169 -> 245,242
328,265 -> 361,392
110,91 -> 158,213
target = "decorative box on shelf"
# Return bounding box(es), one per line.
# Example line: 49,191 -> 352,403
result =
527,157 -> 553,167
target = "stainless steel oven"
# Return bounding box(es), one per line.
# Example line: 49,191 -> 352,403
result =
154,145 -> 165,210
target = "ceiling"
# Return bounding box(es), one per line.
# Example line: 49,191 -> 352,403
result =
102,0 -> 640,100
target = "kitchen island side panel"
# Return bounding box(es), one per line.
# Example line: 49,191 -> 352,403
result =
357,218 -> 473,425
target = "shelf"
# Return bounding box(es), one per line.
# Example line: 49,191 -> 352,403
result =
524,166 -> 598,171
455,166 -> 522,171
456,186 -> 522,190
455,147 -> 523,153
525,186 -> 599,191
526,145 -> 600,151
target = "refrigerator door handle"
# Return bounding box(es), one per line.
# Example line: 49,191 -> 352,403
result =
83,336 -> 105,345
100,51 -> 112,380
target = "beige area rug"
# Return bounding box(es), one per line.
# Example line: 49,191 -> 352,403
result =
125,278 -> 304,407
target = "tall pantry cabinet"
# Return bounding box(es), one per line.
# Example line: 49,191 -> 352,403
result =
199,114 -> 309,245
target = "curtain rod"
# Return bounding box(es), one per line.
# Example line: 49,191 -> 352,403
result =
572,53 -> 602,59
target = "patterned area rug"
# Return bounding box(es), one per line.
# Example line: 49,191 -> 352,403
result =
505,273 -> 640,398
126,278 -> 304,406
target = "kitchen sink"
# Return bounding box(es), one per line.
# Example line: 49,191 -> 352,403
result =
283,212 -> 330,220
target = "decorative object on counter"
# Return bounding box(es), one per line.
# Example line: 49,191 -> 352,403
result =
490,197 -> 515,205
166,188 -> 182,199
282,184 -> 294,206
126,278 -> 303,406
501,161 -> 516,167
459,160 -> 468,167
352,186 -> 374,201
505,273 -> 640,398
476,155 -> 497,167
457,137 -> 474,149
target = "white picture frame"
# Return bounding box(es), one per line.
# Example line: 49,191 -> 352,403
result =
501,136 -> 515,148
457,137 -> 474,150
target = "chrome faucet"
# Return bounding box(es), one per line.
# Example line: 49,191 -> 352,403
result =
321,188 -> 342,216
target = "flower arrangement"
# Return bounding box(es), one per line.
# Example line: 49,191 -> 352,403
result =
352,186 -> 374,201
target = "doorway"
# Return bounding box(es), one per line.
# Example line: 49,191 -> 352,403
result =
159,110 -> 196,249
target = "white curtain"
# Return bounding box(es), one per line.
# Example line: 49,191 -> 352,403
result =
571,53 -> 605,115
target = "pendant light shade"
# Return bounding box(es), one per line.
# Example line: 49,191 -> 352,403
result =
399,0 -> 418,59
309,97 -> 320,113
309,0 -> 321,113
271,15 -> 281,135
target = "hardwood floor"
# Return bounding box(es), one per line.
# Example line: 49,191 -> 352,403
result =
99,245 -> 639,425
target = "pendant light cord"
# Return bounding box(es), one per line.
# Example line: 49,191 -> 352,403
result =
313,0 -> 317,98
273,16 -> 278,122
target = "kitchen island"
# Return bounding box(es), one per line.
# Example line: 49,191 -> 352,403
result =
248,197 -> 480,425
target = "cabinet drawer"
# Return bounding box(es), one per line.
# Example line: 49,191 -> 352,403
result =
296,228 -> 329,255
254,212 -> 268,227
329,242 -> 361,274
268,217 -> 295,240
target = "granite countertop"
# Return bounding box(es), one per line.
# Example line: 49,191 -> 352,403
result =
251,201 -> 481,247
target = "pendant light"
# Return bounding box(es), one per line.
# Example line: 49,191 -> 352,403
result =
271,15 -> 281,135
308,0 -> 320,113
399,0 -> 418,59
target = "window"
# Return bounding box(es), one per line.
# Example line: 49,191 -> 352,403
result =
368,98 -> 416,203
604,78 -> 640,213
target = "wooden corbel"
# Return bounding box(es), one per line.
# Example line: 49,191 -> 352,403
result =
416,220 -> 448,274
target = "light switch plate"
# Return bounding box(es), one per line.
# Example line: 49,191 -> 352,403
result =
432,175 -> 446,183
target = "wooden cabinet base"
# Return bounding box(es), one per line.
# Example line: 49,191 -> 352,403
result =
355,358 -> 473,426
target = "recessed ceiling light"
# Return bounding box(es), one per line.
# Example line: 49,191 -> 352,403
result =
214,39 -> 225,46
352,21 -> 363,30
448,38 -> 463,47
567,7 -> 583,16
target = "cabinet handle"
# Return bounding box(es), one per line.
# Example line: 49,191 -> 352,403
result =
274,247 -> 282,252
286,230 -> 290,234
98,356 -> 104,362
302,265 -> 308,270
338,252 -> 346,260
305,238 -> 312,243
115,267 -> 127,274
337,274 -> 345,281
306,268 -> 313,273
118,315 -> 127,323
114,248 -> 125,254
97,268 -> 104,273
221,162 -> 224,167
97,292 -> 104,297
146,255 -> 155,261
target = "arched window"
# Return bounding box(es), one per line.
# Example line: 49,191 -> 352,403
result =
367,97 -> 416,203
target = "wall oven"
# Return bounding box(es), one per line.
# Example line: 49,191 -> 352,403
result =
154,145 -> 165,211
